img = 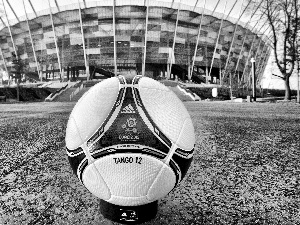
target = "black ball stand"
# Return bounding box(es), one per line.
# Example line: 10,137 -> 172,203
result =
100,199 -> 158,224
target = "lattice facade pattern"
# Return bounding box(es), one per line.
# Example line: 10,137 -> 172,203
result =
0,2 -> 271,85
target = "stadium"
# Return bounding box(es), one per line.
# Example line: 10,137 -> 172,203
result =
0,0 -> 271,87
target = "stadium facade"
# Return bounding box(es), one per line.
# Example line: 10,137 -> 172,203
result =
0,0 -> 271,87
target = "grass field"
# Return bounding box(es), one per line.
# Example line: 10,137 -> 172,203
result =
0,101 -> 300,225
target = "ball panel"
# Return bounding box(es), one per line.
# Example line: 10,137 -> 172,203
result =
138,83 -> 190,145
170,153 -> 193,181
65,116 -> 83,149
175,117 -> 195,150
93,154 -> 164,203
82,163 -> 111,200
75,77 -> 119,107
67,152 -> 85,176
147,164 -> 176,201
70,78 -> 120,143
138,77 -> 170,92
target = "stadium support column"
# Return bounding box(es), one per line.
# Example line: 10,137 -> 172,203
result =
233,2 -> 265,81
77,0 -> 89,80
255,42 -> 266,85
208,0 -> 228,80
82,0 -> 86,8
212,0 -> 221,13
223,0 -> 248,79
47,0 -> 63,80
241,23 -> 268,85
253,37 -> 263,62
255,30 -> 274,84
28,0 -> 37,17
224,0 -> 238,20
240,36 -> 256,85
262,50 -> 271,76
168,0 -> 181,80
0,17 -> 5,27
238,25 -> 265,84
202,0 -> 220,84
252,38 -> 264,86
1,0 -> 17,56
191,0 -> 206,83
251,57 -> 256,101
54,0 -> 60,11
142,0 -> 149,76
256,42 -> 267,71
257,48 -> 270,80
171,0 -> 175,9
0,47 -> 8,75
113,0 -> 117,76
23,0 -> 41,81
234,32 -> 248,81
193,0 -> 199,11
5,0 -> 20,23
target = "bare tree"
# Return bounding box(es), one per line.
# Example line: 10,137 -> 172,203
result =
249,0 -> 299,100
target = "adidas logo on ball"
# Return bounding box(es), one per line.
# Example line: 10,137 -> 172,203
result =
65,75 -> 195,224
121,103 -> 136,114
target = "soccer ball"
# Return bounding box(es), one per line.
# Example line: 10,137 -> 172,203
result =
65,75 -> 195,222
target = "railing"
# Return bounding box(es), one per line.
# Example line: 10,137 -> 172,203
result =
45,80 -> 79,101
177,85 -> 200,101
70,82 -> 84,101
45,83 -> 68,101
39,82 -> 53,88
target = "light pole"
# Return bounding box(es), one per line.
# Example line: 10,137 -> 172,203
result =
251,57 -> 256,101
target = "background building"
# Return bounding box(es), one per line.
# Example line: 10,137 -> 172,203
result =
0,0 -> 271,87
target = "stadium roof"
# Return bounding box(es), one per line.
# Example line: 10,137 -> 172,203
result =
1,0 -> 246,20
0,0 -> 267,31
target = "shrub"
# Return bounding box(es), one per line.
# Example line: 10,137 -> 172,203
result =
0,87 -> 51,101
187,87 -> 231,100
186,86 -> 296,100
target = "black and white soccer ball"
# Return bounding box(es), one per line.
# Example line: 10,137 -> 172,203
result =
65,75 -> 195,207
